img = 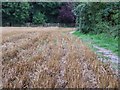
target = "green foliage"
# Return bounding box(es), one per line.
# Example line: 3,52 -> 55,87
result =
93,22 -> 119,38
73,31 -> 118,54
32,12 -> 45,24
93,22 -> 110,34
109,25 -> 120,38
2,2 -> 63,25
2,2 -> 76,26
2,2 -> 30,26
31,2 -> 62,23
74,2 -> 120,37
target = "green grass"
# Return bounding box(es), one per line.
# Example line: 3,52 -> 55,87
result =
73,31 -> 118,55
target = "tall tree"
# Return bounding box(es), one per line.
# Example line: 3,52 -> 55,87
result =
31,2 -> 62,23
2,2 -> 30,26
58,2 -> 76,25
74,2 -> 120,37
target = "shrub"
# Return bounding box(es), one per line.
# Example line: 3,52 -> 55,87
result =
93,22 -> 110,34
109,25 -> 119,38
93,22 -> 119,38
58,3 -> 76,24
32,12 -> 45,25
74,2 -> 120,38
2,2 -> 30,26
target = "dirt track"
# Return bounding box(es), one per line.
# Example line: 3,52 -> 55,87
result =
1,27 -> 119,88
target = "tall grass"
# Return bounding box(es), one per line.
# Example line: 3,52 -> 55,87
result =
73,31 -> 118,54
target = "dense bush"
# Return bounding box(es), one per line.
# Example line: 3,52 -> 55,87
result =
31,2 -> 62,23
109,25 -> 120,38
93,22 -> 110,34
2,2 -> 76,26
32,12 -> 45,25
2,2 -> 30,26
58,3 -> 75,24
74,2 -> 120,37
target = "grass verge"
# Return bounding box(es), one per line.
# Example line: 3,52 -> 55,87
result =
73,31 -> 118,55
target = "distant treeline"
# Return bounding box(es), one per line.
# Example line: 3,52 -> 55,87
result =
2,2 -> 76,26
2,2 -> 120,37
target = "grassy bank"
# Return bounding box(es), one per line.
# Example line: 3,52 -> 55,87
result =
73,31 -> 118,55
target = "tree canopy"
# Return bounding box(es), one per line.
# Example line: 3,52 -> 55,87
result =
2,2 -> 75,26
73,2 -> 120,37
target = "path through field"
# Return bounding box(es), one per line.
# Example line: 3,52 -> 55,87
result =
1,27 -> 119,88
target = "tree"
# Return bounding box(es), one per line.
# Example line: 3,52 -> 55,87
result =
2,2 -> 77,26
2,2 -> 30,26
58,3 -> 76,25
74,2 -> 120,37
32,12 -> 45,25
31,2 -> 62,23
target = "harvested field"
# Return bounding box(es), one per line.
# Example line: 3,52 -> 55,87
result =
1,27 -> 119,88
